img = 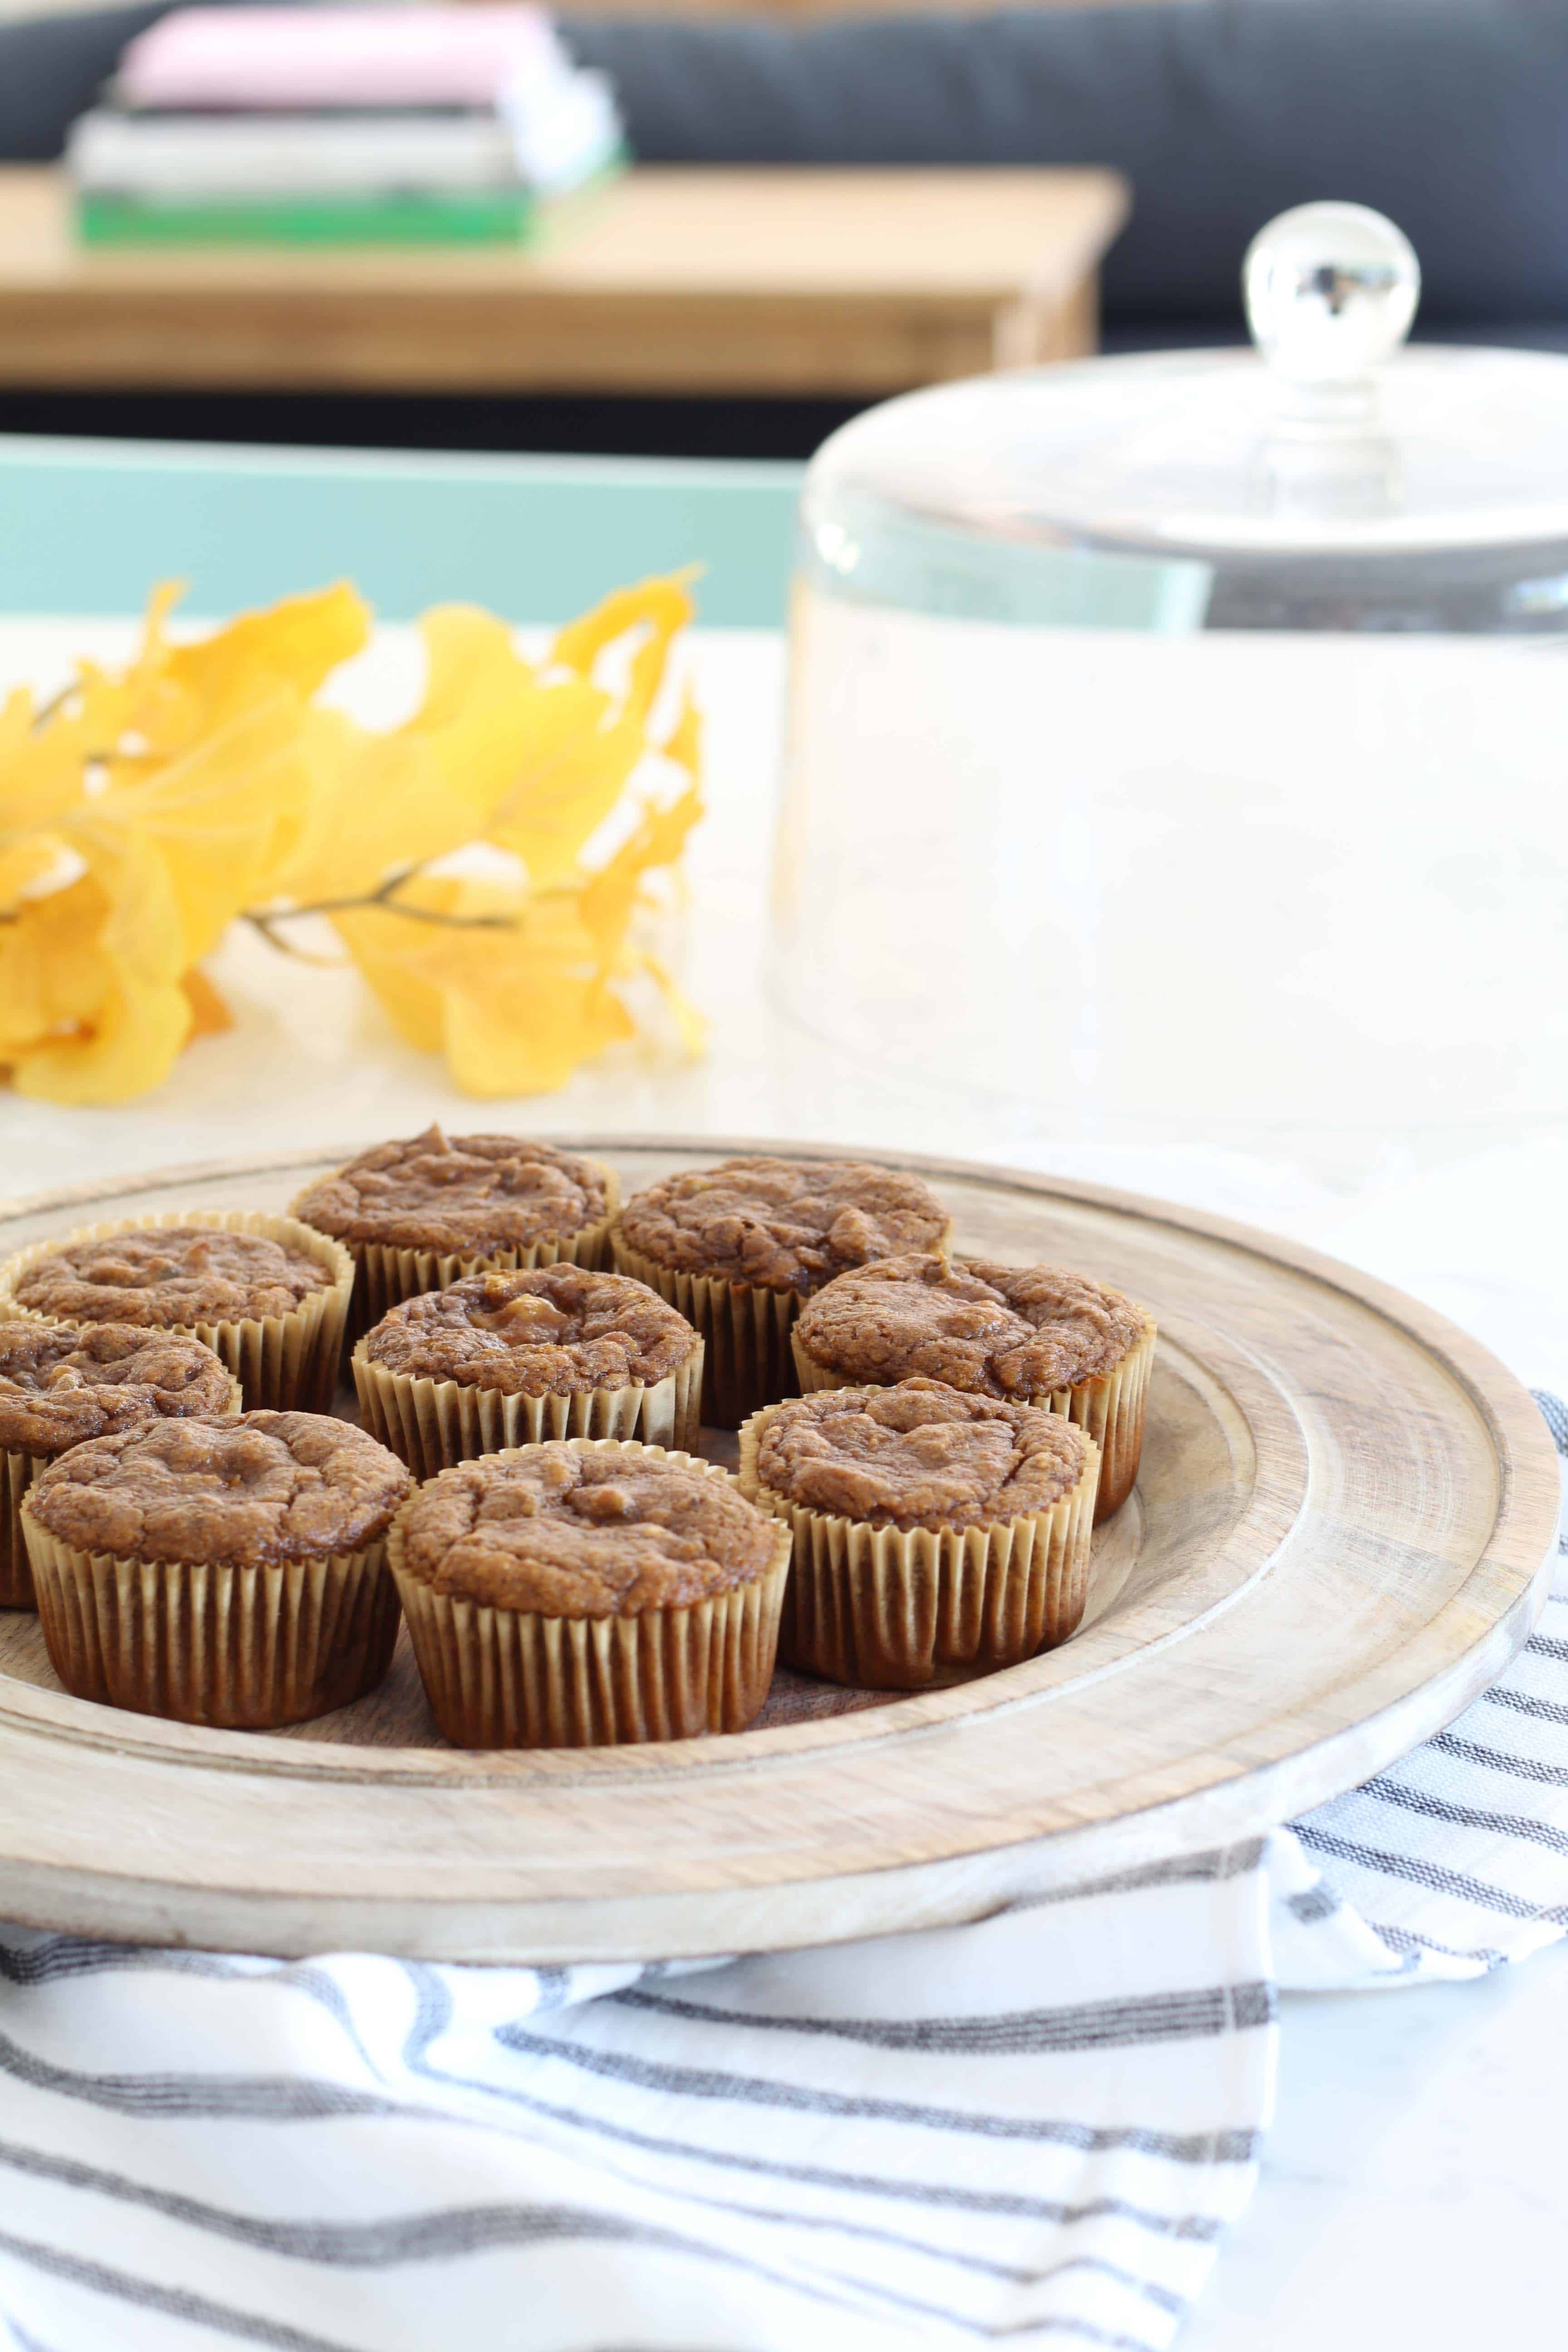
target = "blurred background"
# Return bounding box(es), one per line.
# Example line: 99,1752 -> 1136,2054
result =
1,0 -> 1564,458
3,0 -> 1568,1390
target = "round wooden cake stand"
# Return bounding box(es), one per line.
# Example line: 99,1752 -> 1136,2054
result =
0,1139 -> 1557,1961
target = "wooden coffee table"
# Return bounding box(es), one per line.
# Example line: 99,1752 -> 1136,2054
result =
0,164 -> 1127,397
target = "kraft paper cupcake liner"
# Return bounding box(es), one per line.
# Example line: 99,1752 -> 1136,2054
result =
21,1506 -> 399,1728
388,1437 -> 792,1748
739,1401 -> 1100,1689
0,1209 -> 355,1417
791,1313 -> 1156,1524
609,1225 -> 800,1429
294,1160 -> 622,1342
351,1335 -> 704,1483
0,1447 -> 40,1609
1058,1318 -> 1156,1520
0,1371 -> 244,1612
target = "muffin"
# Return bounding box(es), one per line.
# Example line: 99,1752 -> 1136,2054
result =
291,1127 -> 619,1336
0,1209 -> 353,1415
612,1156 -> 952,1428
791,1254 -> 1155,1520
20,1410 -> 410,1728
353,1264 -> 704,1480
0,1322 -> 241,1608
389,1436 -> 791,1748
740,1379 -> 1099,1688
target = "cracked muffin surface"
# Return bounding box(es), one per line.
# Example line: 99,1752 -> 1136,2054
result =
363,1266 -> 696,1396
619,1156 -> 948,1295
294,1127 -> 611,1256
26,1410 -> 410,1565
15,1228 -> 330,1331
795,1253 -> 1148,1396
755,1378 -> 1091,1532
397,1442 -> 776,1616
0,1322 -> 235,1457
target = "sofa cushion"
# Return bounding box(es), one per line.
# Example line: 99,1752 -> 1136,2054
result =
0,0 -> 287,161
566,4 -> 1568,328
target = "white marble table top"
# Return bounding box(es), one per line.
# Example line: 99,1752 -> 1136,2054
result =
1,617 -> 1564,2345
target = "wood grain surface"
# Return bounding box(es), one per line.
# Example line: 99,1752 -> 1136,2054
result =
0,167 -> 1128,395
0,1139 -> 1556,1961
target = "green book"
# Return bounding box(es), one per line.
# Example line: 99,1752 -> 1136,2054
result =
77,188 -> 536,248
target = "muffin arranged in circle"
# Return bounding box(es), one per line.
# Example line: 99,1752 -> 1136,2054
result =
353,1264 -> 704,1479
0,1321 -> 241,1607
0,1210 -> 353,1416
612,1156 -> 952,1428
389,1436 -> 791,1748
791,1254 -> 1155,1519
292,1127 -> 619,1334
21,1409 -> 410,1728
739,1378 -> 1099,1688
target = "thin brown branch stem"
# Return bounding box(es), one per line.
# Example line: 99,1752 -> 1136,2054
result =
242,861 -> 518,960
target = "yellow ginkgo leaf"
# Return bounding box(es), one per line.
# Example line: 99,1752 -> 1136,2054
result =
0,568 -> 705,1107
637,951 -> 709,1058
181,967 -> 233,1040
274,608 -> 550,906
11,974 -> 192,1106
660,682 -> 703,787
337,871 -> 626,1098
0,834 -> 76,916
128,581 -> 372,760
494,578 -> 695,888
579,781 -> 704,964
490,690 -> 651,891
82,693 -> 319,965
0,875 -> 112,1060
549,573 -> 695,718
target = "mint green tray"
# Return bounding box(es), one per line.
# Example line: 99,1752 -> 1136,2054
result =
0,435 -> 801,626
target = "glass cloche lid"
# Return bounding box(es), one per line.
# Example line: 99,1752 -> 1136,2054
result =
800,203 -> 1568,632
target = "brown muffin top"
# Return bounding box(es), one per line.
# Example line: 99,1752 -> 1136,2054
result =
293,1127 -> 610,1255
619,1156 -> 949,1296
15,1226 -> 330,1332
755,1378 -> 1091,1532
396,1441 -> 778,1616
795,1253 -> 1149,1397
0,1322 -> 236,1458
362,1266 -> 697,1397
26,1411 -> 410,1568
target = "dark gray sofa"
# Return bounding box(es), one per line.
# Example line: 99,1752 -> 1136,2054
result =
568,1 -> 1568,353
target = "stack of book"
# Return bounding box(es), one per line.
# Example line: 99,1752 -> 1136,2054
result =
68,5 -> 623,248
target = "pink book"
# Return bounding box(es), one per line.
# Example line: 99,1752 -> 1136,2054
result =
117,7 -> 566,111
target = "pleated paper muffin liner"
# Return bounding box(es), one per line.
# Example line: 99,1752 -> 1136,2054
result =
791,1314 -> 1156,1523
294,1159 -> 622,1343
388,1437 -> 792,1748
0,1209 -> 355,1416
0,1447 -> 40,1609
20,1508 -> 399,1728
1061,1319 -> 1156,1519
0,1372 -> 244,1612
351,1335 -> 704,1483
612,1211 -> 958,1431
739,1401 -> 1100,1689
609,1227 -> 802,1429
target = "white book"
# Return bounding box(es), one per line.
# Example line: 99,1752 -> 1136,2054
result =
69,75 -> 622,200
69,109 -> 529,196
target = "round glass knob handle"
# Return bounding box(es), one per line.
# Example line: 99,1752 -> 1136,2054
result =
1243,202 -> 1420,405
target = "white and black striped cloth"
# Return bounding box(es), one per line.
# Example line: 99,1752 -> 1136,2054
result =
0,1396 -> 1563,2352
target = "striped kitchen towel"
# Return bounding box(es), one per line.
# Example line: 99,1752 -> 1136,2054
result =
0,1399 -> 1561,2352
